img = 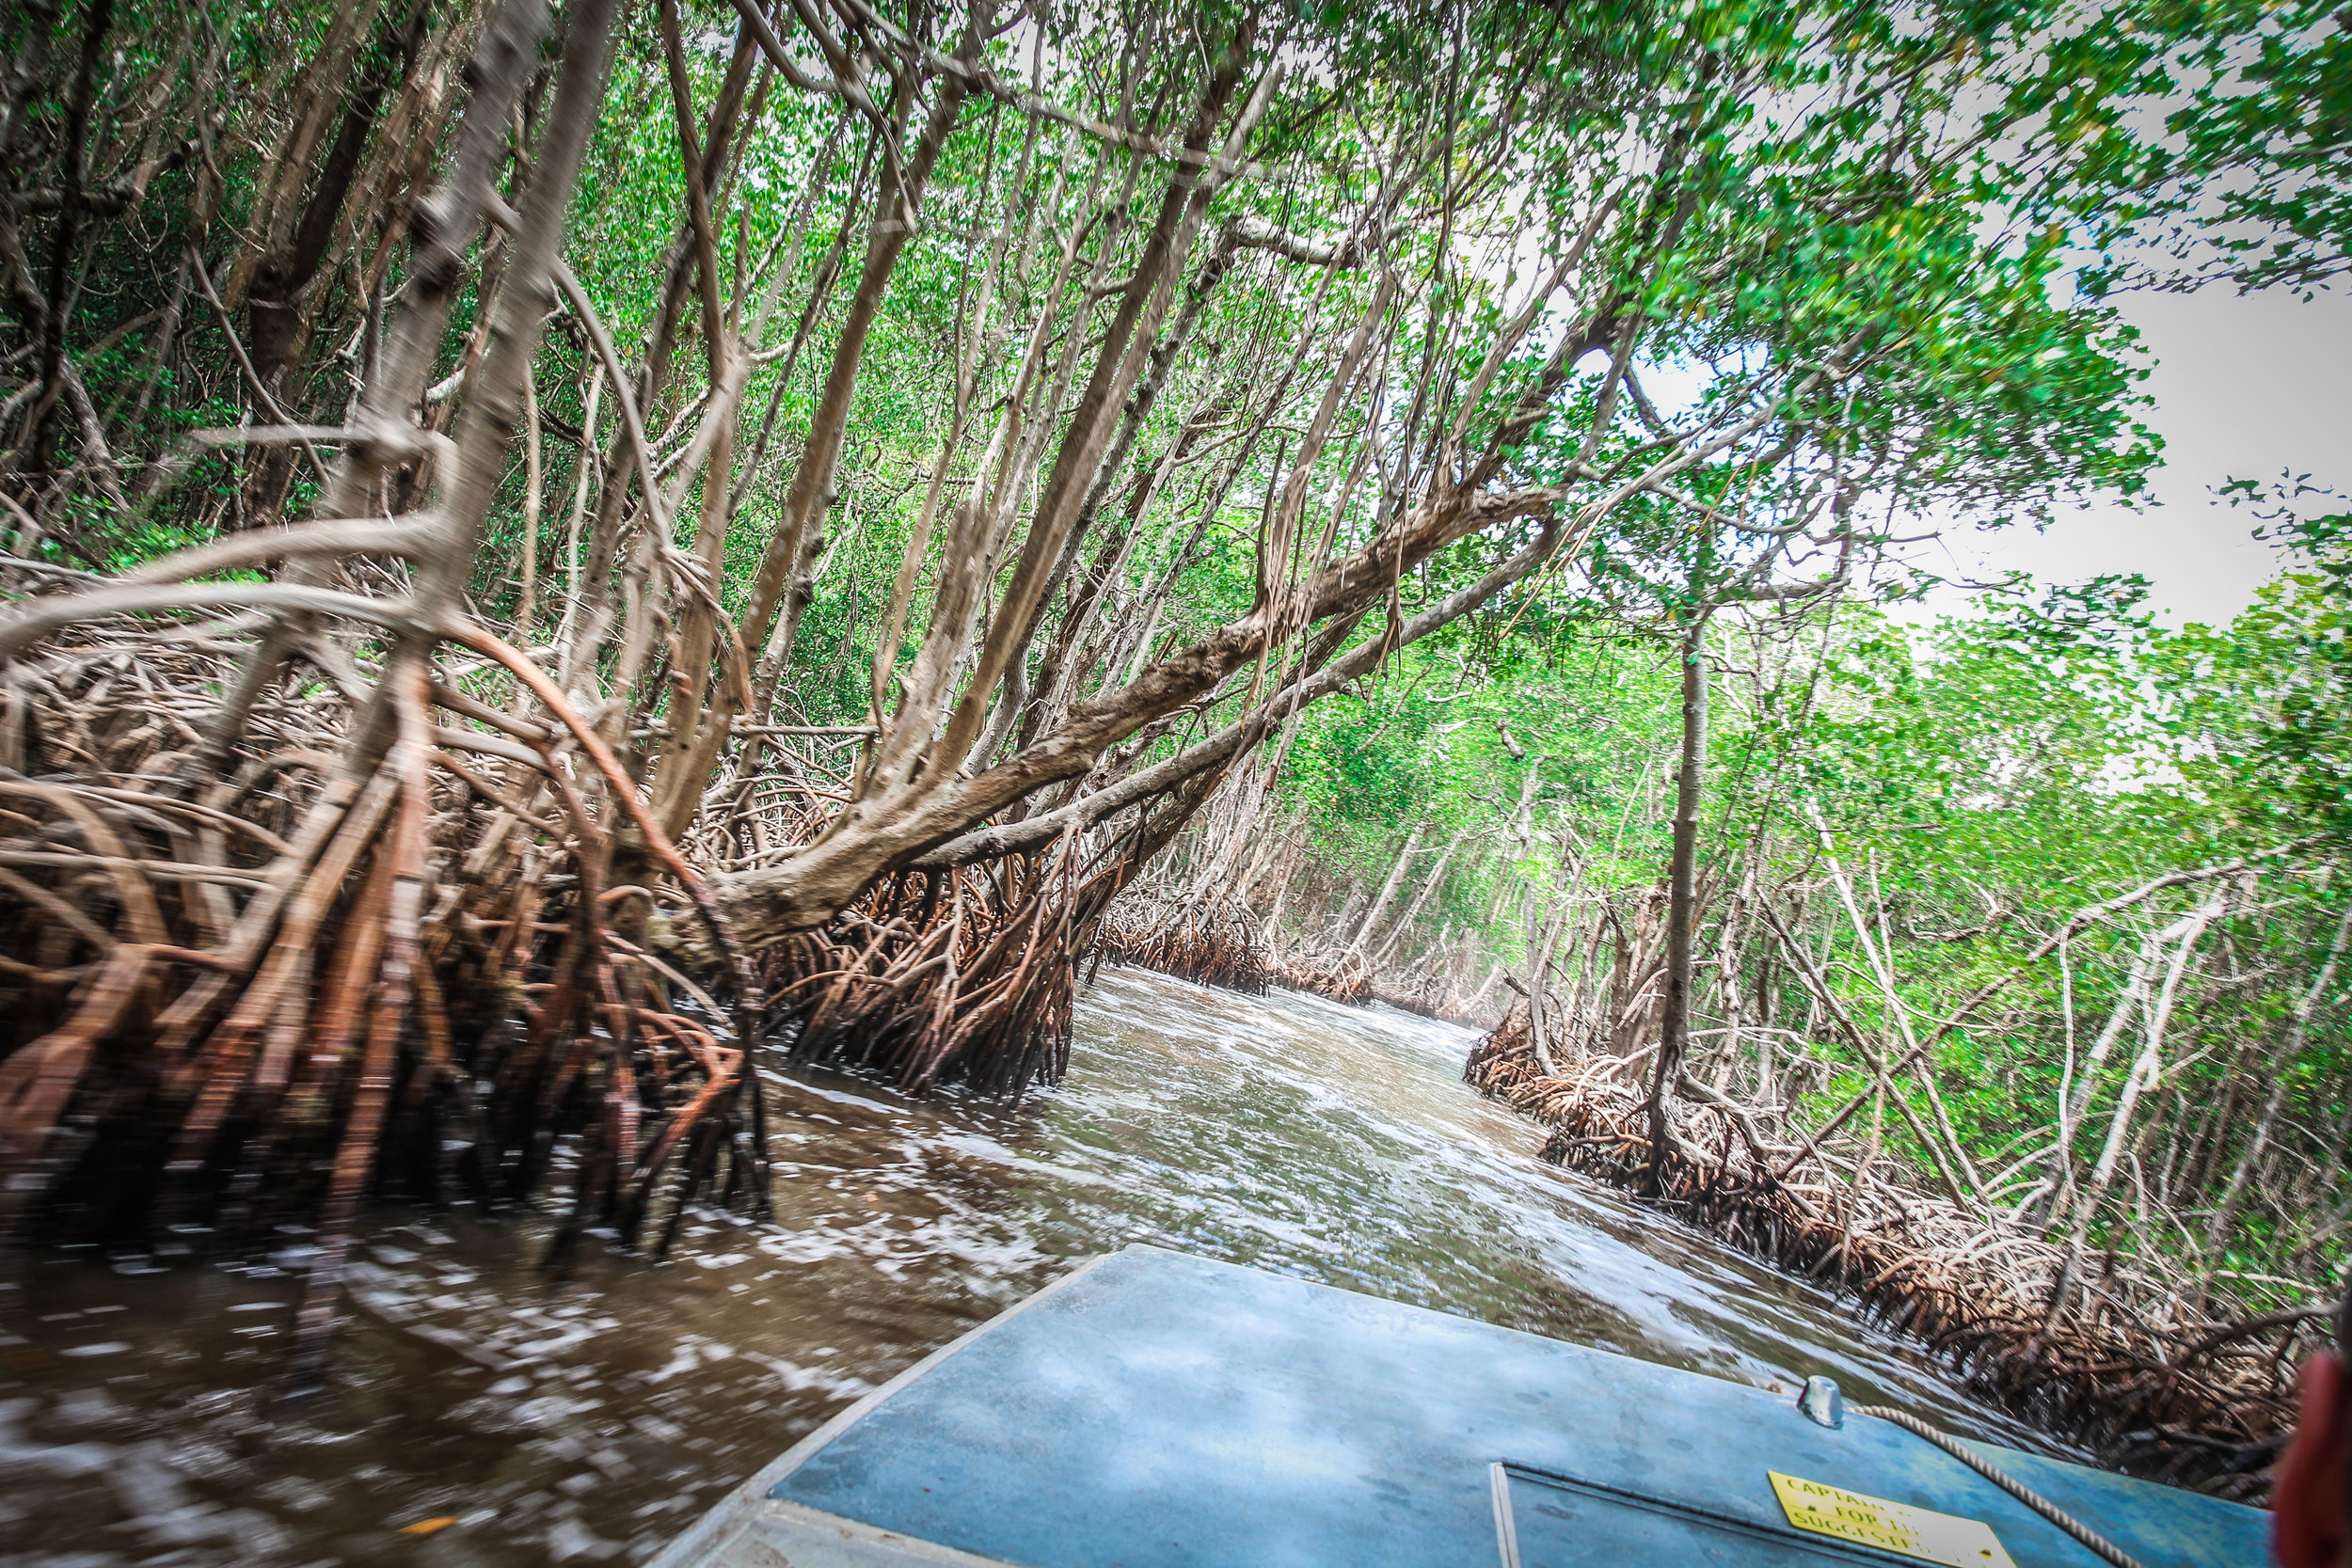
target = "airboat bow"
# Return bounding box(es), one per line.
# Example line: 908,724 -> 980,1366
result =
654,1244 -> 2265,1568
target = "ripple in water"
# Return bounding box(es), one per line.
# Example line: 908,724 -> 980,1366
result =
0,967 -> 2066,1564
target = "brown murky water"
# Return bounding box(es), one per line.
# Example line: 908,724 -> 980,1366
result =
2,966 -> 2064,1565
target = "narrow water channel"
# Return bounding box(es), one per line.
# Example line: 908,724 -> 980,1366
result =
3,967 -> 2066,1565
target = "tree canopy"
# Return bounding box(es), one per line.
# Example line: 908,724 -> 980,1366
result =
0,0 -> 2342,1417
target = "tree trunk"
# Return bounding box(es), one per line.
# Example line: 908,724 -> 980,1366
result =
1374,826 -> 1466,966
2060,892 -> 2223,1251
1645,609 -> 1708,1187
1352,820 -> 1425,956
2201,902 -> 2352,1259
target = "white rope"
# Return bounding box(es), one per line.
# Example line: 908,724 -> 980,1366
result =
1853,1404 -> 2146,1568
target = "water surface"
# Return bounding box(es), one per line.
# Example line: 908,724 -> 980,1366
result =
1,967 -> 2061,1564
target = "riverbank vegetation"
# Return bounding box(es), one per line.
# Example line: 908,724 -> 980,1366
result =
0,0 -> 2344,1462
1403,544 -> 2349,1489
1124,488 -> 2351,1490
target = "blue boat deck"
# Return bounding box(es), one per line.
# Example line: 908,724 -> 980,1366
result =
654,1244 -> 2269,1568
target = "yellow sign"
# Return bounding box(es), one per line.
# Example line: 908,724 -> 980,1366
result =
1770,1471 -> 2016,1568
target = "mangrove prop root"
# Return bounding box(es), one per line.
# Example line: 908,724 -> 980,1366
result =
1464,1004 -> 2307,1503
1272,944 -> 1374,1006
0,626 -> 758,1377
1089,886 -> 1495,1026
755,855 -> 1081,1100
1096,891 -> 1272,994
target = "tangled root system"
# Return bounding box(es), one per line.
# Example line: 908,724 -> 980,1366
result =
0,624 -> 768,1382
1097,891 -> 1271,993
757,855 -> 1083,1099
1270,944 -> 1373,1005
1467,1010 -> 2307,1503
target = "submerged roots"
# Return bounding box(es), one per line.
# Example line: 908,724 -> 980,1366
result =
0,610 -> 1202,1309
0,623 -> 775,1378
1097,892 -> 1271,993
1091,889 -> 1422,1012
1270,944 -> 1373,1005
759,857 -> 1082,1099
1466,1009 -> 2306,1501
1091,889 -> 1493,1024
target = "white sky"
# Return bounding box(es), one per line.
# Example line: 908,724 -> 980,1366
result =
1916,283 -> 2351,626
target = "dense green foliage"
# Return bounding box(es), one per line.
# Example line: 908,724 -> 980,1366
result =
1249,521 -> 2351,1307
